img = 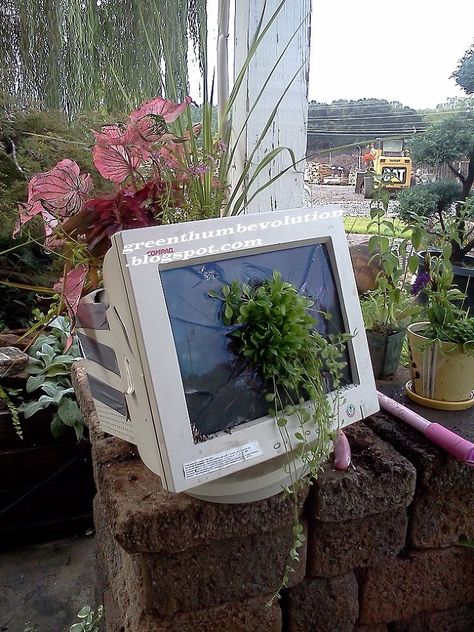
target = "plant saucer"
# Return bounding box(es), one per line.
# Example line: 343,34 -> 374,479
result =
405,380 -> 474,411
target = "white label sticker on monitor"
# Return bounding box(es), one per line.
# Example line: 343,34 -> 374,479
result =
183,442 -> 263,479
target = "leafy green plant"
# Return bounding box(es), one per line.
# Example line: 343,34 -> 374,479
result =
415,250 -> 474,354
210,271 -> 351,595
18,319 -> 84,440
69,605 -> 104,632
360,184 -> 422,335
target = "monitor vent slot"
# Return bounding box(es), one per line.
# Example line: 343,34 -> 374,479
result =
94,401 -> 135,443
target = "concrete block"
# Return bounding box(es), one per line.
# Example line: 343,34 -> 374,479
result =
309,423 -> 416,523
409,489 -> 474,548
93,436 -> 306,554
365,412 -> 474,493
389,602 -> 474,631
144,523 -> 306,615
307,508 -> 408,577
286,573 -> 359,632
359,548 -> 474,624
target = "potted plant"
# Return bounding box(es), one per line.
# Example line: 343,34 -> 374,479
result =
407,251 -> 474,410
397,181 -> 474,310
360,186 -> 421,378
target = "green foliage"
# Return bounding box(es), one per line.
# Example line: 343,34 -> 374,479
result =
415,252 -> 474,354
1,0 -> 206,115
0,235 -> 55,330
18,319 -> 84,440
69,605 -> 104,632
396,180 -> 463,221
396,183 -> 474,262
361,185 -> 421,335
0,385 -> 23,438
409,113 -> 474,169
210,271 -> 351,596
0,99 -> 113,237
452,44 -> 474,95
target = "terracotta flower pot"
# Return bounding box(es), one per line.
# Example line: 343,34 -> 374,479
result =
407,322 -> 474,402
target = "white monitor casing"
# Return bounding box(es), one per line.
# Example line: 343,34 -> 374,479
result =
78,207 -> 379,503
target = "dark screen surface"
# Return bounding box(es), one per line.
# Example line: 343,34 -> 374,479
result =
160,243 -> 351,443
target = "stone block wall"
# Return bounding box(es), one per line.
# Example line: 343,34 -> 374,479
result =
73,366 -> 474,632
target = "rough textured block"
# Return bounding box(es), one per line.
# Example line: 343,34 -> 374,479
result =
365,412 -> 474,493
307,508 -> 408,577
308,423 -> 416,523
72,362 -> 100,437
359,548 -> 474,624
286,573 -> 359,632
95,494 -> 303,617
354,626 -> 387,632
144,523 -> 306,615
124,596 -> 282,632
93,434 -> 306,554
389,603 -> 474,632
101,581 -> 281,632
365,412 -> 474,548
409,489 -> 474,548
103,588 -> 124,632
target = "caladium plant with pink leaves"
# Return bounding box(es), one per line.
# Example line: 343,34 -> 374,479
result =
13,95 -> 227,331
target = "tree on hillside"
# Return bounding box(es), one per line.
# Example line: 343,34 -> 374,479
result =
452,44 -> 474,95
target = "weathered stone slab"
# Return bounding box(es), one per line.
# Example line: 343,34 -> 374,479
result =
286,573 -> 359,632
71,362 -> 101,437
359,548 -> 474,624
93,435 -> 306,554
0,346 -> 28,376
365,412 -> 474,493
307,508 -> 408,577
144,523 -> 306,615
409,489 -> 474,548
365,412 -> 474,548
308,423 -> 416,523
95,494 -> 304,616
389,602 -> 474,632
105,596 -> 282,632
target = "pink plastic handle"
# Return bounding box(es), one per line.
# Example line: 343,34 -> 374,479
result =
333,429 -> 351,470
424,423 -> 474,465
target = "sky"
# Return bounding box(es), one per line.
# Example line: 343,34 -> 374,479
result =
309,0 -> 474,108
202,0 -> 473,110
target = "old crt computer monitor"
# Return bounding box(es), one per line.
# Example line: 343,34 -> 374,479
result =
77,207 -> 379,503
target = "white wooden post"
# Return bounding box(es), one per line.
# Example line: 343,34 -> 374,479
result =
230,0 -> 311,213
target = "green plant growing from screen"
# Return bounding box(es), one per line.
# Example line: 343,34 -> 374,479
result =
210,271 -> 351,598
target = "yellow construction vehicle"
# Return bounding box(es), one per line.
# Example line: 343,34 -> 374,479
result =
355,139 -> 414,198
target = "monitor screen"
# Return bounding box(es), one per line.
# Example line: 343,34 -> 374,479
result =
160,242 -> 352,443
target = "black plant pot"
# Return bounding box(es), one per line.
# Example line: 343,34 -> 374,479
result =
366,328 -> 406,379
416,249 -> 474,313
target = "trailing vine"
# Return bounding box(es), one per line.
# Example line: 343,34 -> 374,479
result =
0,385 -> 23,439
210,271 -> 351,599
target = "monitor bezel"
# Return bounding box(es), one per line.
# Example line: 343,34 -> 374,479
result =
114,207 -> 378,492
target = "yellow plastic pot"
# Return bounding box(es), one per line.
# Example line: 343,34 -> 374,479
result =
407,322 -> 474,403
